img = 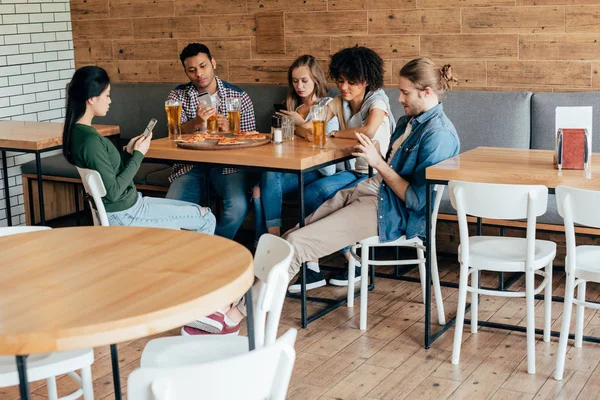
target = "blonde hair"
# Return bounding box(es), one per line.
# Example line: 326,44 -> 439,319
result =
285,55 -> 329,112
400,58 -> 458,96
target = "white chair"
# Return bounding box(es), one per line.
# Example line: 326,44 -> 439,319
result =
555,186 -> 600,380
0,226 -> 95,399
128,328 -> 297,400
140,234 -> 294,368
347,184 -> 447,330
76,167 -> 109,227
449,181 -> 556,375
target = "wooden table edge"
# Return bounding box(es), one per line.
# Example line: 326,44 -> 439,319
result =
0,257 -> 254,355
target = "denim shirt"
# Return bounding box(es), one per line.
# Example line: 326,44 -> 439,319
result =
377,103 -> 460,242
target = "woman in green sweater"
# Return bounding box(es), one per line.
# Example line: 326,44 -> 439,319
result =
63,66 -> 215,233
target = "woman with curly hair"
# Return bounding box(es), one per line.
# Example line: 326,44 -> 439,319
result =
288,46 -> 396,293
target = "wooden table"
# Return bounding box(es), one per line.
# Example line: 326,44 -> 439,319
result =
0,226 -> 254,400
146,136 -> 358,328
423,147 -> 600,349
0,121 -> 120,226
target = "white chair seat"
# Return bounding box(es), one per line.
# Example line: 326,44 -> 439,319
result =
358,235 -> 422,247
464,236 -> 556,272
574,246 -> 600,281
0,348 -> 93,387
141,336 -> 249,368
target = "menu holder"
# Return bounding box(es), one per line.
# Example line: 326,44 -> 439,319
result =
555,128 -> 590,171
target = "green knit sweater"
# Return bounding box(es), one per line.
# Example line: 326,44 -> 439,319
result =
70,123 -> 144,212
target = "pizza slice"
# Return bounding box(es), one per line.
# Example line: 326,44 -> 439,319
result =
243,133 -> 267,140
182,135 -> 205,143
218,138 -> 246,145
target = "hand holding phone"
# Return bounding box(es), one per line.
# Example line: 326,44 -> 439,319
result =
274,103 -> 286,113
143,118 -> 158,138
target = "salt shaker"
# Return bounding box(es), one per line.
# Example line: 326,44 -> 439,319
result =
271,115 -> 283,144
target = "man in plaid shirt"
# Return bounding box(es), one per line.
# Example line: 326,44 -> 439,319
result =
165,43 -> 259,240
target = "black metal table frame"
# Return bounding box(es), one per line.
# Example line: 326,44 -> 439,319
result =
422,181 -> 600,350
1,146 -> 59,227
15,283 -> 256,400
144,153 -> 360,330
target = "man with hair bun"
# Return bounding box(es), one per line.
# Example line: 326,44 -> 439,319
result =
282,57 -> 461,285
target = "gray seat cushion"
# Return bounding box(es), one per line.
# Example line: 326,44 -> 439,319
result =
21,154 -> 171,186
384,89 -> 532,152
531,92 -> 600,151
146,167 -> 172,188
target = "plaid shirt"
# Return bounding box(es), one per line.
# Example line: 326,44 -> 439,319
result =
167,77 -> 256,181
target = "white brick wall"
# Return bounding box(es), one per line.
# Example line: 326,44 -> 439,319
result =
0,0 -> 74,226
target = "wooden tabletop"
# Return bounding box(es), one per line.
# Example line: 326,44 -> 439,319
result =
146,136 -> 358,171
0,226 -> 254,355
0,121 -> 120,151
427,147 -> 600,190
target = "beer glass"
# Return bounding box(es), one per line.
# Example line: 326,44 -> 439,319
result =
227,97 -> 241,134
165,99 -> 182,140
310,105 -> 327,148
281,115 -> 294,141
198,95 -> 219,134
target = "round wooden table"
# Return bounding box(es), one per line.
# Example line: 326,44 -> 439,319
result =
0,226 -> 255,400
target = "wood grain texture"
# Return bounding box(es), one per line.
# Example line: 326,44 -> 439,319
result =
0,122 -> 119,151
0,226 -> 254,354
73,40 -> 113,61
421,34 -> 518,59
520,33 -> 600,60
70,0 -> 600,91
427,147 -> 600,190
488,61 -> 591,87
256,12 -> 285,54
285,11 -> 368,35
331,35 -> 419,58
462,6 -> 565,34
145,136 -> 357,170
368,9 -> 461,34
132,17 -> 200,39
113,39 -> 179,61
329,0 -> 415,10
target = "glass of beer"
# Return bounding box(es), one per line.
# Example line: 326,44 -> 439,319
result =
165,99 -> 182,140
226,97 -> 241,134
201,97 -> 219,134
310,105 -> 327,148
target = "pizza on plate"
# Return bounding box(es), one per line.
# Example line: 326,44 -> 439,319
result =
218,138 -> 246,145
243,133 -> 267,140
182,135 -> 205,143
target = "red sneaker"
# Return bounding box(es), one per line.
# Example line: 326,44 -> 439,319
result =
181,312 -> 241,336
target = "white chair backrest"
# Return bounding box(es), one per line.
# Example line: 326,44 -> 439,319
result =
449,181 -> 548,265
252,234 -> 294,348
76,166 -> 109,226
0,226 -> 51,237
449,181 -> 548,221
556,186 -> 600,273
431,184 -> 444,235
128,328 -> 297,400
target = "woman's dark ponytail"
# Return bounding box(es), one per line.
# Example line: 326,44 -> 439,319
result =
62,66 -> 110,164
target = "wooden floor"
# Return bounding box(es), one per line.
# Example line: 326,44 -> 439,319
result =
3,254 -> 600,400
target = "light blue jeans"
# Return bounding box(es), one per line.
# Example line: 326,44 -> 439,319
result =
107,193 -> 216,234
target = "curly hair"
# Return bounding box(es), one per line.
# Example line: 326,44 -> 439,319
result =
328,46 -> 385,91
179,43 -> 212,66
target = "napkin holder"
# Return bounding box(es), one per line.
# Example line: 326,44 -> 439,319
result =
555,128 -> 590,171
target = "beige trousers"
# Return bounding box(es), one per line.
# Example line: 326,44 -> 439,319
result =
282,181 -> 379,281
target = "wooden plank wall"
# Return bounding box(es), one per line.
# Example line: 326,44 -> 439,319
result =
70,0 -> 600,90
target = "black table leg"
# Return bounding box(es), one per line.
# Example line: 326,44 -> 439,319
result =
297,171 -> 308,328
35,152 -> 45,225
16,355 -> 30,400
110,344 -> 121,400
424,183 -> 433,349
74,185 -> 81,226
2,150 -> 12,226
246,288 -> 256,350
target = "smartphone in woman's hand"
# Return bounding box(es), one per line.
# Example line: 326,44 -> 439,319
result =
143,118 -> 158,137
